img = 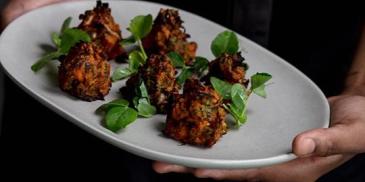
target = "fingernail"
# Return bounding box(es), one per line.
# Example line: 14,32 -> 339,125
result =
299,138 -> 316,156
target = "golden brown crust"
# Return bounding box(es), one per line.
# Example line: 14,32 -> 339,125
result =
206,52 -> 249,86
142,9 -> 197,65
78,0 -> 125,60
164,78 -> 227,147
58,42 -> 111,101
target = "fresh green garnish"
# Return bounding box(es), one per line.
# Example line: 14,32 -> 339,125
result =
210,77 -> 233,100
167,52 -> 185,68
173,53 -> 210,85
211,30 -> 239,57
176,68 -> 194,85
113,14 -> 153,81
210,73 -> 272,127
191,57 -> 209,76
127,14 -> 153,61
111,50 -> 144,81
133,81 -> 156,117
31,17 -> 91,72
105,106 -> 138,132
251,73 -> 272,98
97,99 -> 138,132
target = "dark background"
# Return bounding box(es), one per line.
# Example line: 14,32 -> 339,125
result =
1,0 -> 365,181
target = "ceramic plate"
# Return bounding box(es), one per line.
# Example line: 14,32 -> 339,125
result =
0,1 -> 329,169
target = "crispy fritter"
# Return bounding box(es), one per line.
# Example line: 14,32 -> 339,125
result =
121,54 -> 179,113
59,42 -> 111,101
164,78 -> 227,147
142,9 -> 197,65
206,52 -> 249,86
78,0 -> 125,60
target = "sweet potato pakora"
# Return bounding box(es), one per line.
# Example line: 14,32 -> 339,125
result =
59,42 -> 111,101
78,0 -> 125,60
121,54 -> 179,113
164,78 -> 227,147
142,9 -> 197,65
206,52 -> 249,86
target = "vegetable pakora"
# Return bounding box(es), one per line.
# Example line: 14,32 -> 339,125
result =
78,0 -> 125,60
164,78 -> 227,147
59,42 -> 111,101
142,9 -> 197,65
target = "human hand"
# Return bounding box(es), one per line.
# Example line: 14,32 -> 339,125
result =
153,95 -> 365,182
0,0 -> 75,30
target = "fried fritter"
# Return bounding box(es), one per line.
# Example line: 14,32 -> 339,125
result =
164,78 -> 227,147
206,52 -> 249,86
142,9 -> 197,65
78,0 -> 125,60
59,42 -> 111,101
121,54 -> 179,113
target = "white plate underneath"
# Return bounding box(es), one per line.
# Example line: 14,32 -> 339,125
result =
0,1 -> 329,169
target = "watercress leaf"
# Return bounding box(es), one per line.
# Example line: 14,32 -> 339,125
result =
97,99 -> 129,112
60,17 -> 72,34
59,28 -> 91,54
228,103 -> 247,126
211,31 -> 239,57
167,52 -> 185,68
129,14 -> 153,40
176,68 -> 193,85
253,84 -> 267,98
139,81 -> 150,100
31,51 -> 63,72
120,35 -> 136,47
192,56 -> 209,76
105,107 -> 138,132
112,67 -> 134,81
231,84 -> 247,110
137,99 -> 157,117
51,32 -> 61,48
133,96 -> 140,109
128,50 -> 144,70
251,72 -> 272,98
210,77 -> 232,100
251,72 -> 272,90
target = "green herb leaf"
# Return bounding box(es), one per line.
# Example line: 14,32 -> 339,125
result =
211,31 -> 239,57
128,50 -> 144,70
31,51 -> 63,72
60,17 -> 72,34
105,107 -> 138,132
231,84 -> 247,107
192,56 -> 209,76
167,52 -> 185,68
137,98 -> 156,117
250,72 -> 272,98
59,28 -> 91,54
97,99 -> 129,112
120,35 -> 136,47
210,77 -> 232,100
51,32 -> 61,48
112,67 -> 135,81
176,68 -> 193,85
128,14 -> 153,40
139,81 -> 149,99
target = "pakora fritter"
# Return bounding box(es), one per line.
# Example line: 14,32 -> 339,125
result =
164,78 -> 227,147
121,54 -> 179,113
59,42 -> 111,101
78,0 -> 125,60
206,52 -> 249,86
142,9 -> 197,65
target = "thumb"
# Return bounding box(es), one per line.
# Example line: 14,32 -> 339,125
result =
292,123 -> 365,157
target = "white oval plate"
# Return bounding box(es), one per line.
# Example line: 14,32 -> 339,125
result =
0,1 -> 329,169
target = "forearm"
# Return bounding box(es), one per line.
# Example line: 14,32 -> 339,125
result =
344,24 -> 365,95
1,0 -> 75,30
